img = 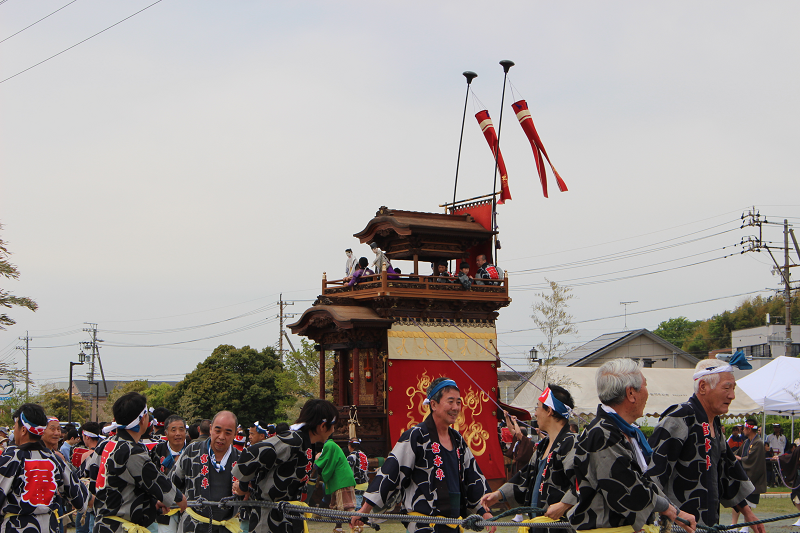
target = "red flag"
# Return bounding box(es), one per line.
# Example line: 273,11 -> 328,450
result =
511,100 -> 567,198
475,110 -> 511,204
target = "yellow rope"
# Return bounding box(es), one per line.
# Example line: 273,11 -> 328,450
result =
183,507 -> 242,533
103,516 -> 152,533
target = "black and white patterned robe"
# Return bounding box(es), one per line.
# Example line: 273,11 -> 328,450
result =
347,450 -> 369,486
172,438 -> 241,533
362,415 -> 489,533
231,429 -> 314,533
0,442 -> 89,533
570,406 -> 669,531
84,431 -> 183,533
647,394 -> 753,527
498,424 -> 578,516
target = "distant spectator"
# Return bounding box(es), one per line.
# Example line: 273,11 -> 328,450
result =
569,423 -> 579,434
198,418 -> 211,438
766,424 -> 787,455
434,260 -> 451,283
275,422 -> 290,434
475,254 -> 503,286
152,407 -> 173,439
732,419 -> 766,530
456,261 -> 472,290
345,248 -> 357,278
60,429 -> 80,460
187,423 -> 199,442
728,424 -> 745,453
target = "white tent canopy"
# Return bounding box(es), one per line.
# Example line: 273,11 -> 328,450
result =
736,356 -> 800,415
511,367 -> 762,418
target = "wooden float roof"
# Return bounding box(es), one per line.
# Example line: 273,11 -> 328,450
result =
353,206 -> 495,261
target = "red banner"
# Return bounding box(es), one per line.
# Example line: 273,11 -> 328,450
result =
386,359 -> 505,480
475,110 -> 512,204
451,201 -> 492,277
511,100 -> 567,198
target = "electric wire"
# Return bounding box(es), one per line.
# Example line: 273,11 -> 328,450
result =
0,0 -> 164,85
507,227 -> 739,275
512,247 -> 731,288
511,253 -> 738,291
0,0 -> 79,45
100,317 -> 277,348
499,289 -> 771,334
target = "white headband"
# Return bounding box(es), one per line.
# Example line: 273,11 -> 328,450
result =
289,417 -> 335,432
693,364 -> 733,381
105,406 -> 149,432
83,430 -> 100,439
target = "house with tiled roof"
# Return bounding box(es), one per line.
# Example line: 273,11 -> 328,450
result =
558,329 -> 699,368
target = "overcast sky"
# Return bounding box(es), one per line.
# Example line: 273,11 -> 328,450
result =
1,1 -> 798,392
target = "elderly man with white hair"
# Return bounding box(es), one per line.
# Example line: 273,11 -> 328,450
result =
570,358 -> 696,533
647,358 -> 763,532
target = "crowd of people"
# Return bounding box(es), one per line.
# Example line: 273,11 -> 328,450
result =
344,244 -> 504,291
2,357 -> 800,533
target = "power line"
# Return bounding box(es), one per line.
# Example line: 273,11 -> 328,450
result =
511,252 -> 738,291
0,0 -> 79,45
0,0 -> 164,85
499,289 -> 771,334
512,247 -> 733,289
501,215 -> 741,265
508,227 -> 738,276
101,317 -> 277,348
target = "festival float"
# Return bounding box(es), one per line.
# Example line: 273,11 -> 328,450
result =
288,60 -> 567,483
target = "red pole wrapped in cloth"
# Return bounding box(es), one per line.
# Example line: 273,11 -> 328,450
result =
511,99 -> 568,198
475,110 -> 511,205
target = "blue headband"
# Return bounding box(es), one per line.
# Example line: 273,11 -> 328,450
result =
424,379 -> 459,405
253,421 -> 268,435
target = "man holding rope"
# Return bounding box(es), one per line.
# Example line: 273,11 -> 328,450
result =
648,358 -> 762,533
571,359 -> 696,532
350,377 -> 494,533
171,410 -> 241,533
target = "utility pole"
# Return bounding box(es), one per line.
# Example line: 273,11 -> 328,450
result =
620,301 -> 638,330
277,294 -> 296,361
784,219 -> 792,357
81,323 -> 106,421
741,209 -> 797,356
15,331 -> 31,400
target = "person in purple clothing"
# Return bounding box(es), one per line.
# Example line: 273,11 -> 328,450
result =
347,257 -> 374,286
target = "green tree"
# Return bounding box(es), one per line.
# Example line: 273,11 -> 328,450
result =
0,389 -> 41,426
144,382 -> 174,409
653,317 -> 701,347
0,223 -> 37,330
40,387 -> 90,424
530,279 -> 578,389
283,338 -> 334,420
165,345 -> 294,427
101,380 -> 148,421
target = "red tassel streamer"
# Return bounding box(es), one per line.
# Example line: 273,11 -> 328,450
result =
475,110 -> 511,205
511,100 -> 567,197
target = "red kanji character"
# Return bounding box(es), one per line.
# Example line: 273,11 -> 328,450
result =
160,457 -> 165,464
456,449 -> 460,459
160,466 -> 165,473
200,454 -> 208,464
201,477 -> 209,489
301,475 -> 309,483
705,455 -> 711,470
201,465 -> 209,476
96,441 -> 117,490
359,452 -> 368,471
305,449 -> 313,460
433,456 -> 443,467
702,423 -> 710,436
231,462 -> 236,469
21,459 -> 57,506
704,438 -> 711,453
431,443 -> 440,454
305,463 -> 312,473
435,468 -> 445,481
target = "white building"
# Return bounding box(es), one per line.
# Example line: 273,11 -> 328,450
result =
731,325 -> 800,368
